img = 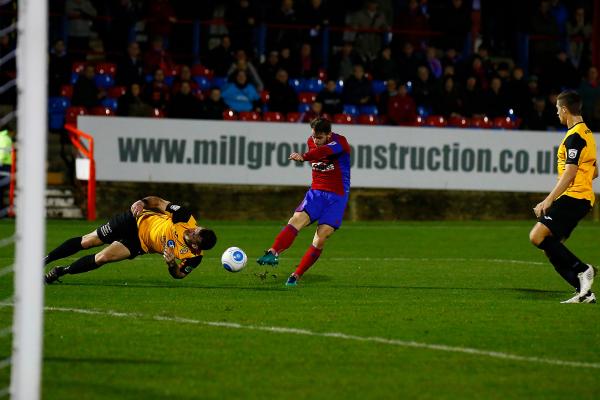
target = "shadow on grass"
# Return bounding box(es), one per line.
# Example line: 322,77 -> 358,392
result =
347,284 -> 566,296
58,281 -> 289,292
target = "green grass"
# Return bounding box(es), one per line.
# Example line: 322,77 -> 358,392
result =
2,219 -> 600,399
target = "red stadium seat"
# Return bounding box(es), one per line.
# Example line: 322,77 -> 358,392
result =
317,68 -> 327,81
357,114 -> 378,125
107,86 -> 127,98
448,116 -> 469,128
333,114 -> 355,124
298,92 -> 317,104
95,62 -> 116,76
471,116 -> 492,129
425,115 -> 447,127
286,112 -> 301,122
191,64 -> 214,79
263,111 -> 284,122
90,106 -> 115,116
65,106 -> 88,125
223,110 -> 238,120
71,61 -> 86,74
239,111 -> 262,121
153,108 -> 165,118
493,116 -> 516,129
414,115 -> 426,126
166,65 -> 181,77
59,85 -> 73,98
261,90 -> 270,104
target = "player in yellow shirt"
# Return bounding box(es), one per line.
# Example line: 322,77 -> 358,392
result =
44,196 -> 216,283
529,90 -> 598,304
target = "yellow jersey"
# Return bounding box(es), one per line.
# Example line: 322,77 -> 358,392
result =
557,121 -> 596,204
136,207 -> 203,262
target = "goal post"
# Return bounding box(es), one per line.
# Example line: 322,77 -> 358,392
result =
10,0 -> 48,399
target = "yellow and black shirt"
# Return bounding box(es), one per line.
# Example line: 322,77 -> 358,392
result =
136,204 -> 203,270
557,121 -> 597,205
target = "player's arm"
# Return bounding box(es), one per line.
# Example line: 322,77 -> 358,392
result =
594,163 -> 598,180
164,244 -> 202,279
290,140 -> 344,162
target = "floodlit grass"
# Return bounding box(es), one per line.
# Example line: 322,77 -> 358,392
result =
1,219 -> 600,399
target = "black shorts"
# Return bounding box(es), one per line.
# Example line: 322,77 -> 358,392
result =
538,196 -> 591,240
96,211 -> 144,259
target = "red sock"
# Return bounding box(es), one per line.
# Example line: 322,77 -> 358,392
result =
271,224 -> 298,255
295,245 -> 322,277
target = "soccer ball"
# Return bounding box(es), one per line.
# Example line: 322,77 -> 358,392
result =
221,247 -> 247,272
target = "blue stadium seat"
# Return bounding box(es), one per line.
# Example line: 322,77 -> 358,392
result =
289,78 -> 303,93
95,74 -> 114,89
48,97 -> 70,113
70,72 -> 79,85
335,80 -> 344,93
359,105 -> 378,115
48,112 -> 65,130
193,76 -> 212,90
343,104 -> 359,116
101,97 -> 118,110
145,73 -> 154,83
211,76 -> 227,89
298,103 -> 311,113
304,78 -> 324,92
372,80 -> 387,95
416,106 -> 431,117
164,76 -> 175,87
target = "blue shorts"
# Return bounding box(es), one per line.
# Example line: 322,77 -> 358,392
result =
295,189 -> 349,229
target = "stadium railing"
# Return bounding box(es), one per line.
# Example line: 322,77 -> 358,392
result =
64,123 -> 96,221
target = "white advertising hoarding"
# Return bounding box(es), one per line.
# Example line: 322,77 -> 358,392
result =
79,116 -> 596,193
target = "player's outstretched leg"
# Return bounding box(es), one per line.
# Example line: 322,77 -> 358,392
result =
286,224 -> 333,287
258,212 -> 310,266
44,230 -> 104,266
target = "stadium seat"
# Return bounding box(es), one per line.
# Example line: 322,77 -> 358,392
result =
289,78 -> 303,93
70,72 -> 79,84
193,76 -> 211,90
359,105 -> 378,115
425,115 -> 447,127
371,80 -> 387,95
263,111 -> 284,122
49,96 -> 70,113
304,78 -> 324,93
65,106 -> 87,125
471,116 -> 493,129
298,103 -> 311,113
191,64 -> 214,79
239,111 -> 262,121
317,68 -> 327,81
164,76 -> 175,86
493,116 -> 516,130
223,110 -> 238,120
107,86 -> 127,98
333,113 -> 356,124
71,61 -> 86,74
59,85 -> 73,98
448,116 -> 469,128
95,73 -> 114,89
335,80 -> 344,93
343,104 -> 359,116
260,90 -> 270,104
90,106 -> 115,116
101,97 -> 118,111
212,77 -> 227,89
153,108 -> 165,118
298,92 -> 317,104
286,112 -> 301,122
95,62 -> 116,76
145,73 -> 154,83
357,114 -> 378,125
414,115 -> 426,126
49,112 -> 65,130
416,106 -> 431,117
165,65 -> 181,77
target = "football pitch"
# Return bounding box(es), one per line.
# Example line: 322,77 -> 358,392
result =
1,219 -> 600,399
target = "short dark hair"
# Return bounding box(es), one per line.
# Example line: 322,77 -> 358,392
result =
557,90 -> 582,116
198,228 -> 217,250
310,117 -> 331,134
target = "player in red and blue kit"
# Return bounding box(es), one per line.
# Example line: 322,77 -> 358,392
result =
257,117 -> 351,286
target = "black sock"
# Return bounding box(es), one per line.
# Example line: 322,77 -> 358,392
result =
546,252 -> 580,290
538,236 -> 587,274
45,237 -> 84,265
65,254 -> 100,275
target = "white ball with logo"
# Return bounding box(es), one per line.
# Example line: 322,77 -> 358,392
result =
221,247 -> 248,272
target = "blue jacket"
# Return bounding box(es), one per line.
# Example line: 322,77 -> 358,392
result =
221,82 -> 260,112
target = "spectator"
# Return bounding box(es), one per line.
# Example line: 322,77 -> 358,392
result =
143,36 -> 175,75
527,74 -> 542,99
436,76 -> 462,117
384,81 -> 416,126
169,81 -> 202,119
530,0 -> 560,71
268,0 -> 298,51
441,48 -> 461,71
483,76 -> 508,118
267,69 -> 299,114
397,41 -> 422,83
316,79 -> 343,115
329,41 -> 361,81
462,76 -> 485,117
146,0 -> 177,43
206,35 -> 236,77
65,0 -> 97,51
292,43 -> 319,78
298,0 -> 331,49
436,0 -> 471,52
342,64 -> 374,105
116,42 -> 144,87
549,0 -> 568,35
108,0 -> 139,53
346,0 -> 389,63
504,67 -> 530,118
303,101 -> 325,122
72,65 -> 103,109
201,87 -> 227,120
372,46 -> 399,81
465,56 -> 489,90
425,46 -> 442,79
278,47 -> 295,77
227,50 -> 264,91
143,68 -> 170,110
411,65 -> 438,112
221,70 -> 260,112
117,83 -> 153,117
259,51 -> 280,91
171,65 -> 199,96
86,38 -> 106,62
566,7 -> 592,70
48,39 -> 72,96
393,0 -> 429,48
543,51 -> 579,92
579,66 -> 600,129
522,97 -> 555,131
226,0 -> 257,54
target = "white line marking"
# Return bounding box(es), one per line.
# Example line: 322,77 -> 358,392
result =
28,305 -> 599,370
